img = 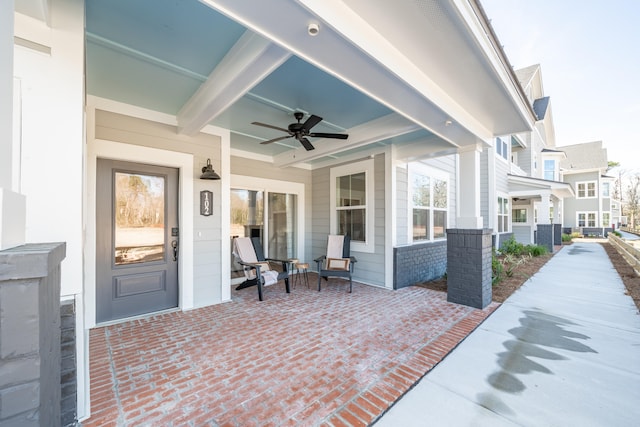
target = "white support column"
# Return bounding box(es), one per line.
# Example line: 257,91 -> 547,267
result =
0,0 -> 27,250
538,192 -> 551,225
456,143 -> 484,229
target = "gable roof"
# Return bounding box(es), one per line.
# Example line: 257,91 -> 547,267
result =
514,64 -> 539,88
559,141 -> 608,171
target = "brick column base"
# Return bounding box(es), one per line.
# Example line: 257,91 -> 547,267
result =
446,229 -> 492,309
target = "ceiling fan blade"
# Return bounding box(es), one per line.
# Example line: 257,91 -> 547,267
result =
301,114 -> 322,131
309,132 -> 349,139
251,121 -> 290,133
299,137 -> 315,151
260,135 -> 293,145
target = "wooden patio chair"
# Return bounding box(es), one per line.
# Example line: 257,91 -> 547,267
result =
232,237 -> 291,301
314,234 -> 357,293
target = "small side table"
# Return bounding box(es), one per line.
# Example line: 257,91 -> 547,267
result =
286,258 -> 298,285
295,262 -> 309,289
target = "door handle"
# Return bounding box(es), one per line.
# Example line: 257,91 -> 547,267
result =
171,240 -> 178,261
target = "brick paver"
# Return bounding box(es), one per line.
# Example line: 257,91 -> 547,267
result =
83,276 -> 498,426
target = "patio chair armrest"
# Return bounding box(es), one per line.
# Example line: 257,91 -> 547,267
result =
314,255 -> 327,263
236,260 -> 261,271
349,256 -> 357,263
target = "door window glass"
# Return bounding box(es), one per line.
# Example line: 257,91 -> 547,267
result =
114,172 -> 165,265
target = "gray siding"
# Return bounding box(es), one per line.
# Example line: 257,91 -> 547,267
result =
311,154 -> 386,287
562,171 -> 601,227
495,159 -> 510,194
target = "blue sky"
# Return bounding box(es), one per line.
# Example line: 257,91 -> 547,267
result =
481,0 -> 640,172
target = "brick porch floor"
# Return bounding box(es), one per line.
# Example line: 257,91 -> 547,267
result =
82,276 -> 498,426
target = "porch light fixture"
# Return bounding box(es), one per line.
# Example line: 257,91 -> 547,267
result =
200,158 -> 221,180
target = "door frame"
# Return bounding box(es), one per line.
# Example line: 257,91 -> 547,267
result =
86,138 -> 194,328
230,175 -> 305,285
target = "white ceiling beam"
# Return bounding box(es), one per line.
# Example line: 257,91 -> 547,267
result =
177,30 -> 291,135
273,113 -> 421,167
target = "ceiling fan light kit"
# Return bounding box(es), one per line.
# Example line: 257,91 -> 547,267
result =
252,112 -> 348,151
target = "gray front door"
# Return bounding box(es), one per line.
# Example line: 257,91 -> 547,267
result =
96,159 -> 179,323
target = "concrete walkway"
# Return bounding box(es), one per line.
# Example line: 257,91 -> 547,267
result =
375,241 -> 640,426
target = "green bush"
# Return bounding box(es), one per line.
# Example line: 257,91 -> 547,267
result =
500,236 -> 525,256
492,250 -> 503,285
526,244 -> 548,257
561,233 -> 573,242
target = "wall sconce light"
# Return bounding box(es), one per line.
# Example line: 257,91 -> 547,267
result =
200,158 -> 221,180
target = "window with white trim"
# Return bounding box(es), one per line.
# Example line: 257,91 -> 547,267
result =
544,159 -> 555,181
330,159 -> 374,253
495,137 -> 508,161
577,212 -> 597,227
577,181 -> 597,199
603,212 -> 611,227
602,182 -> 610,197
497,196 -> 509,232
409,165 -> 448,242
512,208 -> 527,223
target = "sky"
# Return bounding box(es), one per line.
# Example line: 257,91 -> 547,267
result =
481,0 -> 640,174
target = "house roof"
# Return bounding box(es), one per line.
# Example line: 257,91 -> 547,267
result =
507,174 -> 574,200
559,141 -> 608,171
514,64 -> 539,88
533,96 -> 550,120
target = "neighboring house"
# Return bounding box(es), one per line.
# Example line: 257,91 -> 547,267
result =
482,64 -> 573,250
2,0 -> 550,422
611,198 -> 627,228
559,141 -> 616,236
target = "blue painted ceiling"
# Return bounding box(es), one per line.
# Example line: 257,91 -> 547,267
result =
85,0 -> 436,162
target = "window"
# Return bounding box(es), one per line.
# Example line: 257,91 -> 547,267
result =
495,137 -> 508,161
602,182 -> 610,197
513,208 -> 527,223
330,159 -> 375,252
612,203 -> 618,209
336,173 -> 366,241
497,196 -> 509,232
577,212 -> 596,227
544,159 -> 555,181
603,212 -> 611,227
410,166 -> 448,242
577,181 -> 597,199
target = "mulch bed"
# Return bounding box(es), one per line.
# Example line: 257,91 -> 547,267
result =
418,241 -> 640,311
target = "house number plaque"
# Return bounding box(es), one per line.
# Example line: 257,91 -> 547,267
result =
200,190 -> 213,216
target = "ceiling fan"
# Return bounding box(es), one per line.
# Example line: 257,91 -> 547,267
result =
252,112 -> 348,151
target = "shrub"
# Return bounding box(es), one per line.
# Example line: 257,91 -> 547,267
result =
561,233 -> 573,242
501,236 -> 525,256
492,250 -> 503,285
527,244 -> 548,256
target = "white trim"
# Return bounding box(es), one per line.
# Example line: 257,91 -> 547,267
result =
385,147 -> 395,289
329,158 -> 375,253
497,193 -> 510,233
407,163 -> 450,243
576,211 -> 598,227
85,138 -> 194,329
576,180 -> 597,199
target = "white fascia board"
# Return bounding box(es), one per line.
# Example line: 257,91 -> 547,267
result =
450,0 -> 535,129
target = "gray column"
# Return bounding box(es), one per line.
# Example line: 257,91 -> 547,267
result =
536,224 -> 554,253
0,243 -> 66,427
446,229 -> 492,309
